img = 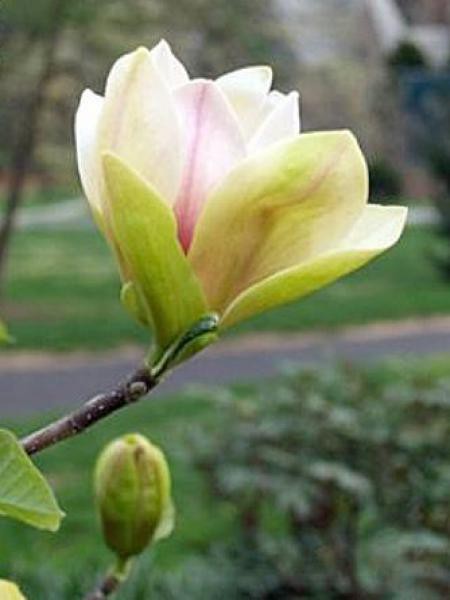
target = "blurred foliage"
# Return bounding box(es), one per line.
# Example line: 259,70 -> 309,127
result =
388,40 -> 428,71
421,88 -> 450,280
181,364 -> 450,599
368,158 -> 403,203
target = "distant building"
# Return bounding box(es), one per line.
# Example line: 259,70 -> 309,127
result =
398,0 -> 450,25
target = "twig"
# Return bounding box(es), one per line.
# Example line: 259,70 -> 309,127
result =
21,365 -> 158,455
20,314 -> 219,456
84,571 -> 122,600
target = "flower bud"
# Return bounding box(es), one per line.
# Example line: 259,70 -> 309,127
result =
94,433 -> 174,560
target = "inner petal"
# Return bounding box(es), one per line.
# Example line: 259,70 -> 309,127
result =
216,66 -> 273,140
174,80 -> 245,252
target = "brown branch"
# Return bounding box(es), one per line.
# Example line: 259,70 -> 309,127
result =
84,571 -> 122,600
21,365 -> 159,456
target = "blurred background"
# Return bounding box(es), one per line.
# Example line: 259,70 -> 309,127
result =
0,1 -> 449,598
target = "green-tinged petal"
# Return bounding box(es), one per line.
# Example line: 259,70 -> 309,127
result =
189,131 -> 368,313
221,205 -> 407,328
0,580 -> 27,599
103,152 -> 208,354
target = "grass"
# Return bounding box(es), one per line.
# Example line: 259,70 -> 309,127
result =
0,185 -> 78,211
2,223 -> 450,351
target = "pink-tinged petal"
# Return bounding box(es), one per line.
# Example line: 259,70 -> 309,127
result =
98,47 -> 183,205
174,80 -> 245,252
216,66 -> 272,139
74,89 -> 104,223
150,39 -> 189,88
248,91 -> 300,154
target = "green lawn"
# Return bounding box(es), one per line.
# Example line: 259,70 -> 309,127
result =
2,224 -> 449,351
0,186 -> 78,211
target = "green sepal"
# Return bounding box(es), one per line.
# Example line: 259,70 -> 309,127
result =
149,313 -> 219,377
103,152 -> 208,356
0,429 -> 64,531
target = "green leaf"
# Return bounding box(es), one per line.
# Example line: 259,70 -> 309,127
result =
103,152 -> 208,357
0,318 -> 12,344
0,429 -> 64,531
0,580 -> 27,599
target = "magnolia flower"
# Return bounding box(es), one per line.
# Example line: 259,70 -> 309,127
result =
75,40 -> 407,358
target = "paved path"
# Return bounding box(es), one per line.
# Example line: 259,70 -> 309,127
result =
1,318 -> 449,417
17,198 -> 438,230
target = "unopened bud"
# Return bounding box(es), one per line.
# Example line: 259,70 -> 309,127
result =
94,433 -> 174,560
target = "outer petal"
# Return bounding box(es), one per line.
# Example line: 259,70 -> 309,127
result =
150,39 -> 189,88
174,80 -> 246,251
189,131 -> 368,313
216,66 -> 272,138
221,205 -> 407,328
103,152 -> 208,354
248,91 -> 300,154
98,47 -> 183,205
74,89 -> 104,224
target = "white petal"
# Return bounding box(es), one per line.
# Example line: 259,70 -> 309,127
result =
150,39 -> 189,89
98,47 -> 183,204
248,91 -> 300,154
74,89 -> 104,217
216,66 -> 272,139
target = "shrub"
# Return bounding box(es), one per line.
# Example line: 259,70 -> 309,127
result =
388,41 -> 428,71
369,159 -> 402,203
186,364 -> 450,599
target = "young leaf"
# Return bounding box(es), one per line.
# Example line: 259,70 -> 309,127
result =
0,319 -> 12,344
0,429 -> 64,531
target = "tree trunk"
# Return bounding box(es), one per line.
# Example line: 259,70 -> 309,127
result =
0,0 -> 66,293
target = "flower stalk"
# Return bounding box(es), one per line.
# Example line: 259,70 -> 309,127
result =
83,558 -> 131,600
